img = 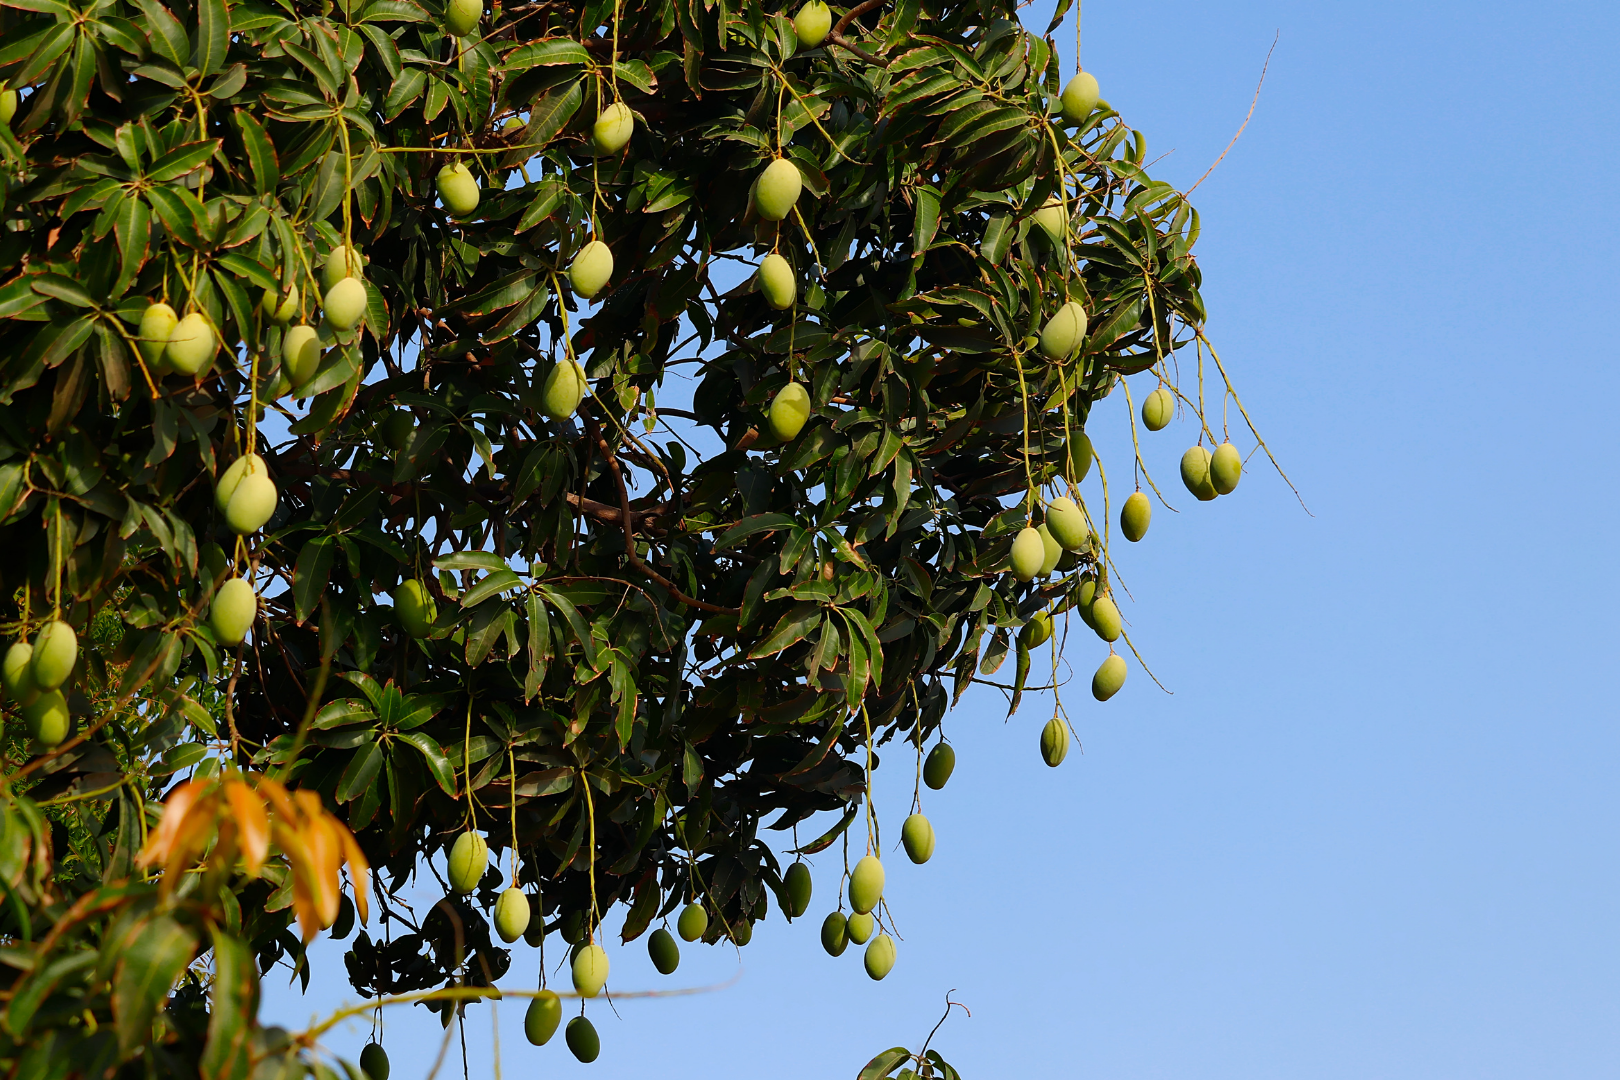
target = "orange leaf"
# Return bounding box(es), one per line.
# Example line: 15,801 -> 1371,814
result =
335,821 -> 371,926
225,780 -> 270,875
137,779 -> 208,868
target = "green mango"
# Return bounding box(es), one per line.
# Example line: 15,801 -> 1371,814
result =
730,918 -> 753,946
794,0 -> 831,46
262,282 -> 299,325
1120,491 -> 1151,542
768,382 -> 811,442
845,910 -> 874,945
494,886 -> 531,943
1141,386 -> 1174,431
525,990 -> 562,1045
380,410 -> 414,451
1038,301 -> 1088,361
359,1043 -> 389,1080
565,1016 -> 600,1063
282,325 -> 323,390
1059,71 -> 1100,124
29,620 -> 77,691
1090,594 -> 1122,643
1009,526 -> 1045,582
225,472 -> 278,535
165,312 -> 217,376
572,942 -> 609,997
784,862 -> 812,917
820,911 -> 849,956
1077,575 -> 1099,628
864,933 -> 896,981
1180,446 -> 1218,501
569,241 -> 614,299
1210,441 -> 1242,494
209,578 -> 258,645
22,691 -> 69,748
2,642 -> 39,705
560,908 -> 585,944
1040,717 -> 1069,766
923,742 -> 955,789
1045,496 -> 1089,551
1066,432 -> 1094,483
1092,653 -> 1127,701
447,831 -> 487,894
758,253 -> 796,310
901,813 -> 935,864
592,103 -> 634,155
1031,196 -> 1067,245
676,902 -> 708,942
848,855 -> 884,914
215,453 -> 265,512
322,245 -> 365,292
755,158 -> 803,221
435,162 -> 481,217
648,926 -> 680,974
394,579 -> 437,638
322,277 -> 367,333
0,89 -> 16,127
138,302 -> 178,370
443,0 -> 481,36
541,360 -> 588,419
1037,524 -> 1062,576
1019,611 -> 1052,649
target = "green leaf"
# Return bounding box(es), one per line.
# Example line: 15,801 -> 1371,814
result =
397,731 -> 457,796
135,0 -> 189,69
858,1048 -> 913,1080
434,550 -> 509,572
146,139 -> 220,183
292,536 -> 336,625
501,37 -> 590,71
336,740 -> 383,802
114,914 -> 198,1055
200,926 -> 258,1080
460,568 -> 523,607
749,602 -> 820,658
193,0 -> 228,76
716,512 -> 796,550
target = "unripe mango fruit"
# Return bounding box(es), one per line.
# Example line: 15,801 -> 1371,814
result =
1040,716 -> 1069,766
1090,594 -> 1122,643
226,473 -> 278,535
569,241 -> 613,299
1180,446 -> 1217,501
901,813 -> 935,864
165,313 -> 217,376
565,1016 -> 599,1063
1037,523 -> 1062,576
395,579 -> 437,638
922,742 -> 955,789
216,454 -> 266,512
677,902 -> 708,942
381,410 -> 414,451
443,0 -> 481,36
755,158 -> 803,221
758,253 -> 796,310
592,102 -> 635,155
572,942 -> 609,997
648,926 -> 680,974
359,1042 -> 389,1080
524,990 -> 562,1046
1031,196 -> 1067,244
1067,432 -> 1094,483
1038,301 -> 1087,361
731,919 -> 753,946
1060,71 -> 1101,125
1121,491 -> 1151,542
436,162 -> 481,217
1210,442 -> 1242,494
1142,386 -> 1173,430
0,90 -> 16,127
821,911 -> 849,956
23,690 -> 69,748
794,0 -> 831,45
282,325 -> 322,390
323,245 -> 364,291
1009,526 -> 1044,582
1020,611 -> 1052,649
262,283 -> 299,325
1045,497 -> 1089,551
845,910 -> 874,945
210,578 -> 258,645
1093,653 -> 1127,701
139,303 -> 178,370
323,277 -> 367,333
494,886 -> 531,943
540,360 -> 588,419
1077,575 -> 1098,626
864,934 -> 896,981
784,862 -> 812,917
447,831 -> 487,893
849,855 -> 884,914
2,642 -> 39,705
768,382 -> 811,442
29,620 -> 77,691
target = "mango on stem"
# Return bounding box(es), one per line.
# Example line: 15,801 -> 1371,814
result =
820,911 -> 849,956
1038,301 -> 1087,361
30,621 -> 77,691
677,902 -> 708,942
1037,523 -> 1062,577
443,0 -> 481,36
1142,386 -> 1173,430
1040,717 -> 1069,767
323,277 -> 367,333
901,813 -> 935,864
1045,496 -> 1089,551
210,578 -> 258,645
1009,526 -> 1044,582
784,862 -> 812,917
1090,594 -> 1122,643
226,473 -> 278,535
541,361 -> 588,419
648,927 -> 680,974
494,886 -> 531,943
1060,71 -> 1101,124
864,934 -> 896,981
23,691 -> 69,748
845,910 -> 875,945
569,241 -> 613,299
758,253 -> 796,310
524,991 -> 561,1046
849,855 -> 884,914
565,1016 -> 599,1063
282,325 -> 322,390
165,313 -> 217,376
923,742 -> 955,789
1181,446 -> 1218,501
435,162 -> 481,217
768,382 -> 811,442
322,245 -> 365,291
1210,442 -> 1242,494
138,303 -> 178,371
794,0 -> 831,46
1093,653 -> 1127,701
572,942 -> 609,997
359,1043 -> 389,1080
395,579 -> 437,638
1121,491 -> 1151,542
592,103 -> 634,155
447,831 -> 487,893
755,158 -> 802,221
2,643 -> 38,705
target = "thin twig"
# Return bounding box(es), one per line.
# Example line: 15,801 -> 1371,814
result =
1186,32 -> 1278,196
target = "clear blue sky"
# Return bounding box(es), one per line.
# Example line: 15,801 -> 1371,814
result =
262,1 -> 1620,1076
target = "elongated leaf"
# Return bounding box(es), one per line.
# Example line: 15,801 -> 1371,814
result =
113,915 -> 197,1055
193,0 -> 228,76
293,536 -> 336,624
397,731 -> 457,796
200,926 -> 258,1080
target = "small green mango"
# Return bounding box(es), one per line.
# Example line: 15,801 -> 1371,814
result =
226,473 -> 278,535
524,990 -> 562,1046
2,642 -> 39,706
443,0 -> 481,36
560,908 -> 585,944
138,303 -> 178,370
1142,386 -> 1174,431
1210,441 -> 1242,494
494,886 -> 531,943
758,253 -> 796,310
447,831 -> 487,894
768,382 -> 811,442
565,1016 -> 600,1063
572,942 -> 609,997
901,813 -> 935,864
1067,432 -> 1094,482
215,453 -> 266,512
1090,594 -> 1122,643
395,579 -> 436,638
845,910 -> 874,945
262,282 -> 299,325
1037,523 -> 1062,577
864,933 -> 896,981
323,277 -> 367,333
29,621 -> 77,691
569,241 -> 614,299
677,902 -> 708,942
1009,526 -> 1045,582
1077,575 -> 1099,628
1121,491 -> 1151,542
22,690 -> 69,748
648,926 -> 680,974
322,245 -> 365,292
1040,716 -> 1069,767
784,862 -> 812,918
794,0 -> 831,46
820,911 -> 849,956
1031,196 -> 1067,245
848,855 -> 884,915
730,919 -> 753,946
1020,611 -> 1052,649
359,1043 -> 390,1080
0,89 -> 16,127
922,742 -> 955,790
436,162 -> 481,217
165,312 -> 217,376
1180,446 -> 1218,501
380,410 -> 414,451
1045,496 -> 1089,551
1038,301 -> 1087,361
592,102 -> 634,155
541,360 -> 588,419
210,578 -> 258,645
1059,71 -> 1101,125
755,158 -> 803,221
1092,653 -> 1127,701
282,325 -> 323,390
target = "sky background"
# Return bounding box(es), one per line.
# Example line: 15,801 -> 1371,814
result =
262,1 -> 1620,1076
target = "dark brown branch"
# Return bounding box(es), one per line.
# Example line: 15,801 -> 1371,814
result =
829,0 -> 886,65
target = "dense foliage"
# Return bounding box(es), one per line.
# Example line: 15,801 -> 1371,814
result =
0,0 -> 1247,1068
